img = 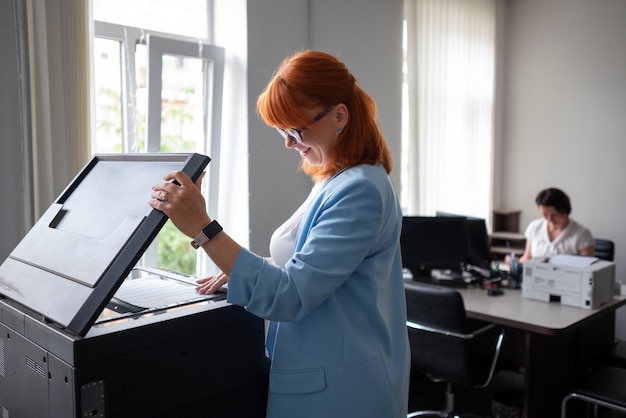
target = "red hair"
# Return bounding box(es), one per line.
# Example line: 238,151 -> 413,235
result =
257,50 -> 392,181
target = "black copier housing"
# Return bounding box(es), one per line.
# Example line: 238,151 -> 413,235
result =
0,154 -> 268,417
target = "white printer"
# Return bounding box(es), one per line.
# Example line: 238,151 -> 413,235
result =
522,255 -> 616,309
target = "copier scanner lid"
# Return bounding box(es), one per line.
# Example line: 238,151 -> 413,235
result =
0,153 -> 210,337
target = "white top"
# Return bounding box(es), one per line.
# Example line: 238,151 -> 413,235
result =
269,183 -> 323,268
525,218 -> 594,258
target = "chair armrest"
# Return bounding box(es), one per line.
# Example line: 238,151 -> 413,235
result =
406,320 -> 505,388
406,320 -> 499,340
472,322 -> 499,336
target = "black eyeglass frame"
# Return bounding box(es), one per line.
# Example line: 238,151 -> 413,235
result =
274,105 -> 337,144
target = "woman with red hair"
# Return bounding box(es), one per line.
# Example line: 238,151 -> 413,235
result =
150,50 -> 409,418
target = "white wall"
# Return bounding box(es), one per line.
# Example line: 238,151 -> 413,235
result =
498,0 -> 626,338
246,0 -> 403,255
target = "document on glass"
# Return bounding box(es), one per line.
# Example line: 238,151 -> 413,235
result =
549,254 -> 599,268
114,275 -> 215,309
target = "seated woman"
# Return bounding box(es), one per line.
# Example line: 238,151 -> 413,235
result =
510,187 -> 595,269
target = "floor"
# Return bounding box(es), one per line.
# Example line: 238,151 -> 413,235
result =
408,369 -> 524,418
408,368 -> 626,418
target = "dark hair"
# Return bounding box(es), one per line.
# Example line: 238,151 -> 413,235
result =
535,188 -> 571,215
256,50 -> 392,181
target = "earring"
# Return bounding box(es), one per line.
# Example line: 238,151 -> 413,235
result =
337,127 -> 342,132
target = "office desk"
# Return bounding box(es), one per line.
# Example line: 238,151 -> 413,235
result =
457,286 -> 626,418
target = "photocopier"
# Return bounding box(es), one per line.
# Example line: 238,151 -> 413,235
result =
522,254 -> 616,309
0,154 -> 268,417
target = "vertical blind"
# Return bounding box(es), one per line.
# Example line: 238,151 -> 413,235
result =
404,0 -> 496,222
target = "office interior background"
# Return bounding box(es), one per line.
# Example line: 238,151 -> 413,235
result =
1,0 -> 626,338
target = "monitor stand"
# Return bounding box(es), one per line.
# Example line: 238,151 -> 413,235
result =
408,268 -> 468,288
430,269 -> 468,288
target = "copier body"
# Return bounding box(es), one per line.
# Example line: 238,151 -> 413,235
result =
0,294 -> 268,417
0,154 -> 269,417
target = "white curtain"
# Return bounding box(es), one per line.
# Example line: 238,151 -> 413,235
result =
27,0 -> 92,218
404,0 -> 496,222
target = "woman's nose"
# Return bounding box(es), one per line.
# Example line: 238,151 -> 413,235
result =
285,136 -> 297,148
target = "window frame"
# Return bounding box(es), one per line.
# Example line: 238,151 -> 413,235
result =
93,21 -> 225,275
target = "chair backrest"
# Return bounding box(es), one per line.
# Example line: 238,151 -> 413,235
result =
405,280 -> 501,388
595,239 -> 615,262
405,280 -> 468,334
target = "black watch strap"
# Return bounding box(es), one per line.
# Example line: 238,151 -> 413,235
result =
191,220 -> 223,249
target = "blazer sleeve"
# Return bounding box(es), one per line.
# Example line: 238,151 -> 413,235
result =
226,175 -> 385,322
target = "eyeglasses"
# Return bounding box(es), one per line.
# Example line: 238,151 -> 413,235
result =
274,105 -> 336,145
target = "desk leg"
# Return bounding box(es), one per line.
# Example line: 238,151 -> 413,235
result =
524,331 -> 576,418
522,311 -> 615,418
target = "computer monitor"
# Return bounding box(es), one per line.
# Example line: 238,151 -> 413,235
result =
435,211 -> 492,269
400,216 -> 469,278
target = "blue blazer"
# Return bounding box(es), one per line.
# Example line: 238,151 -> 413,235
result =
228,164 -> 410,418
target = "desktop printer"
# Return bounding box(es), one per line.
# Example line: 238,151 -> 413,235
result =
522,255 -> 616,309
0,154 -> 268,417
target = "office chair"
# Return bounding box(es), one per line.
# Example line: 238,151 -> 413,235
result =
405,281 -> 504,418
594,238 -> 615,262
561,364 -> 626,418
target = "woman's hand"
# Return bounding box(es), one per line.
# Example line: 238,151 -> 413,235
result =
149,170 -> 211,238
504,254 -> 520,272
504,254 -> 514,269
196,272 -> 229,294
150,170 -> 242,277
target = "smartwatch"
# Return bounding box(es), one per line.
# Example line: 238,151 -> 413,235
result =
191,220 -> 223,249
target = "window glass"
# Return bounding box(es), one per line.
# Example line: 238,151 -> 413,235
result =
93,40 -> 147,154
93,38 -> 123,153
156,54 -> 212,274
93,0 -> 208,39
160,55 -> 205,153
92,3 -> 220,275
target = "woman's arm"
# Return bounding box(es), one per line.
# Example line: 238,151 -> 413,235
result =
518,239 -> 533,263
578,245 -> 595,257
149,170 -> 242,276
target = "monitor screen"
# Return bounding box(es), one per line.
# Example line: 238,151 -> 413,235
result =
465,218 -> 492,268
435,211 -> 492,269
400,216 -> 469,277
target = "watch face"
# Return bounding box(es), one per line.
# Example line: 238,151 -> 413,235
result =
203,221 -> 223,239
191,221 -> 222,249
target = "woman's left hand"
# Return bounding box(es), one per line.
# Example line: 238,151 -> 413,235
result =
196,272 -> 229,294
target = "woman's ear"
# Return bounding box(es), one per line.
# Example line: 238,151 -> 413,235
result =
335,103 -> 349,130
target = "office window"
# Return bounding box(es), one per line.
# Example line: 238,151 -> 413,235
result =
402,0 -> 496,224
93,1 -> 224,275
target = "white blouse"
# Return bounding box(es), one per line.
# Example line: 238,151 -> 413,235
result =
269,183 -> 323,268
525,218 -> 594,258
